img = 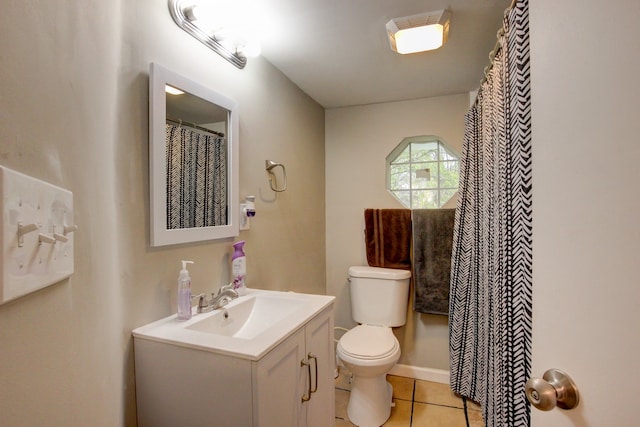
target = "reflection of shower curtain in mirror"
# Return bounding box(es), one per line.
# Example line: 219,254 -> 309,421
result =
166,123 -> 227,229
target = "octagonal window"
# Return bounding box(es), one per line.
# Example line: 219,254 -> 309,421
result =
386,135 -> 459,209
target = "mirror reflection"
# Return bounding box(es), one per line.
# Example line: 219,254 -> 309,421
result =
165,89 -> 228,229
149,63 -> 239,246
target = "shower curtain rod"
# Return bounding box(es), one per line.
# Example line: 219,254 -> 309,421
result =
166,116 -> 225,137
480,0 -> 517,86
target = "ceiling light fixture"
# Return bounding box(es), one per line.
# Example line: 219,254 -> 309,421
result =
386,10 -> 451,55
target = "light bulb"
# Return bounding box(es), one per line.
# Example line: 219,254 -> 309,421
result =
394,25 -> 444,54
238,40 -> 262,58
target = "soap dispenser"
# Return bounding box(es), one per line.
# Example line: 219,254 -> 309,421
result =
177,260 -> 194,320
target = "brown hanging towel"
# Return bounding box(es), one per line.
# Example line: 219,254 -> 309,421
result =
364,209 -> 412,270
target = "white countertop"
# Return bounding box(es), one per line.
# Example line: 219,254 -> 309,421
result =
132,288 -> 334,361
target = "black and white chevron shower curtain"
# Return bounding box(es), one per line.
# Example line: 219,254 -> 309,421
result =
449,1 -> 532,426
166,123 -> 228,229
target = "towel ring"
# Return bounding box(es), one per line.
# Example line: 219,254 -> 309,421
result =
265,160 -> 287,192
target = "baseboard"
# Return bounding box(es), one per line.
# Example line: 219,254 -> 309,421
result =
388,364 -> 450,384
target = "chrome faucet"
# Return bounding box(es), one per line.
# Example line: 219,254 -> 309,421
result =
194,283 -> 239,313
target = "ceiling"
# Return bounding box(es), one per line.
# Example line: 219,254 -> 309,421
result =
257,0 -> 511,108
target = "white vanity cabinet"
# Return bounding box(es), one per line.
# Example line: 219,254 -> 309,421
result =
134,295 -> 334,427
253,305 -> 335,427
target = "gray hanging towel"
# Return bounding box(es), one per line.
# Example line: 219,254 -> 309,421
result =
412,209 -> 455,315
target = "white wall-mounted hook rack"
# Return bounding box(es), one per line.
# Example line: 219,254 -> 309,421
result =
0,166 -> 75,305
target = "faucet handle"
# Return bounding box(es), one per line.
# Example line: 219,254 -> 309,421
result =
191,293 -> 206,311
219,282 -> 235,294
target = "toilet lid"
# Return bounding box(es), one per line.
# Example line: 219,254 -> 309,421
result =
339,325 -> 398,360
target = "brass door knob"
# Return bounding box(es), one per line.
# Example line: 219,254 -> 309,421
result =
525,369 -> 579,411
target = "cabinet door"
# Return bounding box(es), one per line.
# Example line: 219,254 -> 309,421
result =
253,330 -> 306,427
304,307 -> 335,427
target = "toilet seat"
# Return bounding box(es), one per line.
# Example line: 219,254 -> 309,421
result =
338,325 -> 398,360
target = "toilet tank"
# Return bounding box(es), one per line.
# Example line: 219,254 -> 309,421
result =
348,266 -> 411,327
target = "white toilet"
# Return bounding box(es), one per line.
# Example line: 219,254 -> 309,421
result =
337,266 -> 411,427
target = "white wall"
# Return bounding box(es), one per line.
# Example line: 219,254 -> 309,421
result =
0,1 -> 325,425
325,94 -> 469,370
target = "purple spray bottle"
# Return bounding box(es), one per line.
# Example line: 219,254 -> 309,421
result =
231,241 -> 247,295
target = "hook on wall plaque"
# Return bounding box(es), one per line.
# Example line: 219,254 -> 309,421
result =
265,160 -> 287,192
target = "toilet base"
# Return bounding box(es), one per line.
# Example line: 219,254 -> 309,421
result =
347,375 -> 393,427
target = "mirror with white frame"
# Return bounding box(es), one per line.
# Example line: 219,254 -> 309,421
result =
149,62 -> 239,246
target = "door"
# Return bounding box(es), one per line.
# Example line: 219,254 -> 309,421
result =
530,0 -> 640,425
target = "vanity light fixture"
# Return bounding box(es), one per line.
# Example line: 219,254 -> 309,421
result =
168,0 -> 261,69
386,10 -> 451,54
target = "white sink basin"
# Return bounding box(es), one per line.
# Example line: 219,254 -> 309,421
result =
132,289 -> 334,360
186,292 -> 303,338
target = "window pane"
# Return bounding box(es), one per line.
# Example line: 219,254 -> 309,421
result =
393,145 -> 411,164
411,141 -> 439,162
389,164 -> 411,190
412,190 -> 438,209
439,161 -> 459,188
392,190 -> 411,207
439,143 -> 458,161
412,162 -> 437,189
440,188 -> 457,206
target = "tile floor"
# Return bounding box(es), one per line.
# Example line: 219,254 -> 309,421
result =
335,371 -> 484,427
